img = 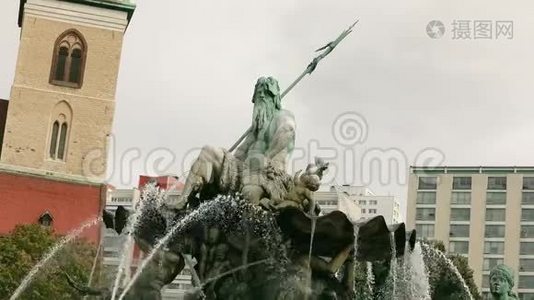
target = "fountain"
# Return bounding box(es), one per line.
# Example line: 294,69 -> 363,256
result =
61,70 -> 419,299
7,21 -> 482,300
420,243 -> 474,300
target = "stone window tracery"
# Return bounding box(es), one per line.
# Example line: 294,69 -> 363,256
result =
50,29 -> 87,88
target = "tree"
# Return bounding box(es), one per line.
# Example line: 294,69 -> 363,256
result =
0,224 -> 97,299
423,240 -> 481,300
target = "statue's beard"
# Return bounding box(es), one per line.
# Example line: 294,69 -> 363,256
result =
252,99 -> 275,136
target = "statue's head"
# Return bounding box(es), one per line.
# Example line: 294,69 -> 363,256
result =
489,264 -> 515,298
252,76 -> 281,109
251,77 -> 281,135
207,227 -> 221,244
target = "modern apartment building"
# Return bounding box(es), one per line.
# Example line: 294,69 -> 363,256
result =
315,186 -> 362,221
406,166 -> 534,299
315,185 -> 401,224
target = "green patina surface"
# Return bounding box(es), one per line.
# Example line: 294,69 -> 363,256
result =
61,0 -> 136,12
18,0 -> 136,27
489,264 -> 518,299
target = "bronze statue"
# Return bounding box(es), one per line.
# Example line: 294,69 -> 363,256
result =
177,76 -> 296,208
64,21 -> 424,300
489,264 -> 518,300
265,157 -> 328,213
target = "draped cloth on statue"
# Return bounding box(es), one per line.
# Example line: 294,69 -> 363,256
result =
217,149 -> 293,201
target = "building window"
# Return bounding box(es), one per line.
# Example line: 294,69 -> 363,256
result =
449,241 -> 469,254
103,248 -> 120,258
486,192 -> 506,205
103,235 -> 120,248
523,192 -> 534,205
50,29 -> 87,88
483,258 -> 504,271
361,209 -> 366,213
49,117 -> 69,160
369,200 -> 377,205
318,200 -> 336,206
485,225 -> 505,238
520,259 -> 534,272
524,177 -> 534,190
519,276 -> 534,289
416,192 -> 436,204
358,200 -> 367,205
451,192 -> 471,205
453,177 -> 472,190
450,208 -> 470,221
416,224 -> 434,239
482,275 -> 490,289
416,208 -> 435,221
522,209 -> 534,222
449,224 -> 470,237
521,225 -> 534,239
484,241 -> 504,254
521,242 -> 534,255
488,176 -> 507,190
518,293 -> 534,300
369,209 -> 377,214
485,208 -> 506,222
418,177 -> 437,190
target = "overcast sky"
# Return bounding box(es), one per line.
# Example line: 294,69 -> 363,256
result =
1,0 -> 533,217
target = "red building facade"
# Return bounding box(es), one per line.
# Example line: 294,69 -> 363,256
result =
0,170 -> 105,242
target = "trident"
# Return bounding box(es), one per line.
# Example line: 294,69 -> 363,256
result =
229,20 -> 359,152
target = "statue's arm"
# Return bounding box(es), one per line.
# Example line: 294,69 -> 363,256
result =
234,131 -> 255,161
265,112 -> 296,162
199,244 -> 208,280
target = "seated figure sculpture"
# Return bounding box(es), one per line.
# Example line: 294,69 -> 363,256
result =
178,76 -> 296,207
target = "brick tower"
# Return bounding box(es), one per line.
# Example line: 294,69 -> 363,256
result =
0,0 -> 135,242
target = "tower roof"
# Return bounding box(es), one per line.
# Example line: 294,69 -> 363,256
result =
18,0 -> 136,27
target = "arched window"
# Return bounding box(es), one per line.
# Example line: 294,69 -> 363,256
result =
50,30 -> 87,88
49,115 -> 69,160
48,101 -> 73,161
38,211 -> 54,227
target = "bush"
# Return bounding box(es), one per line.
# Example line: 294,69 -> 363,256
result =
0,224 -> 97,299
